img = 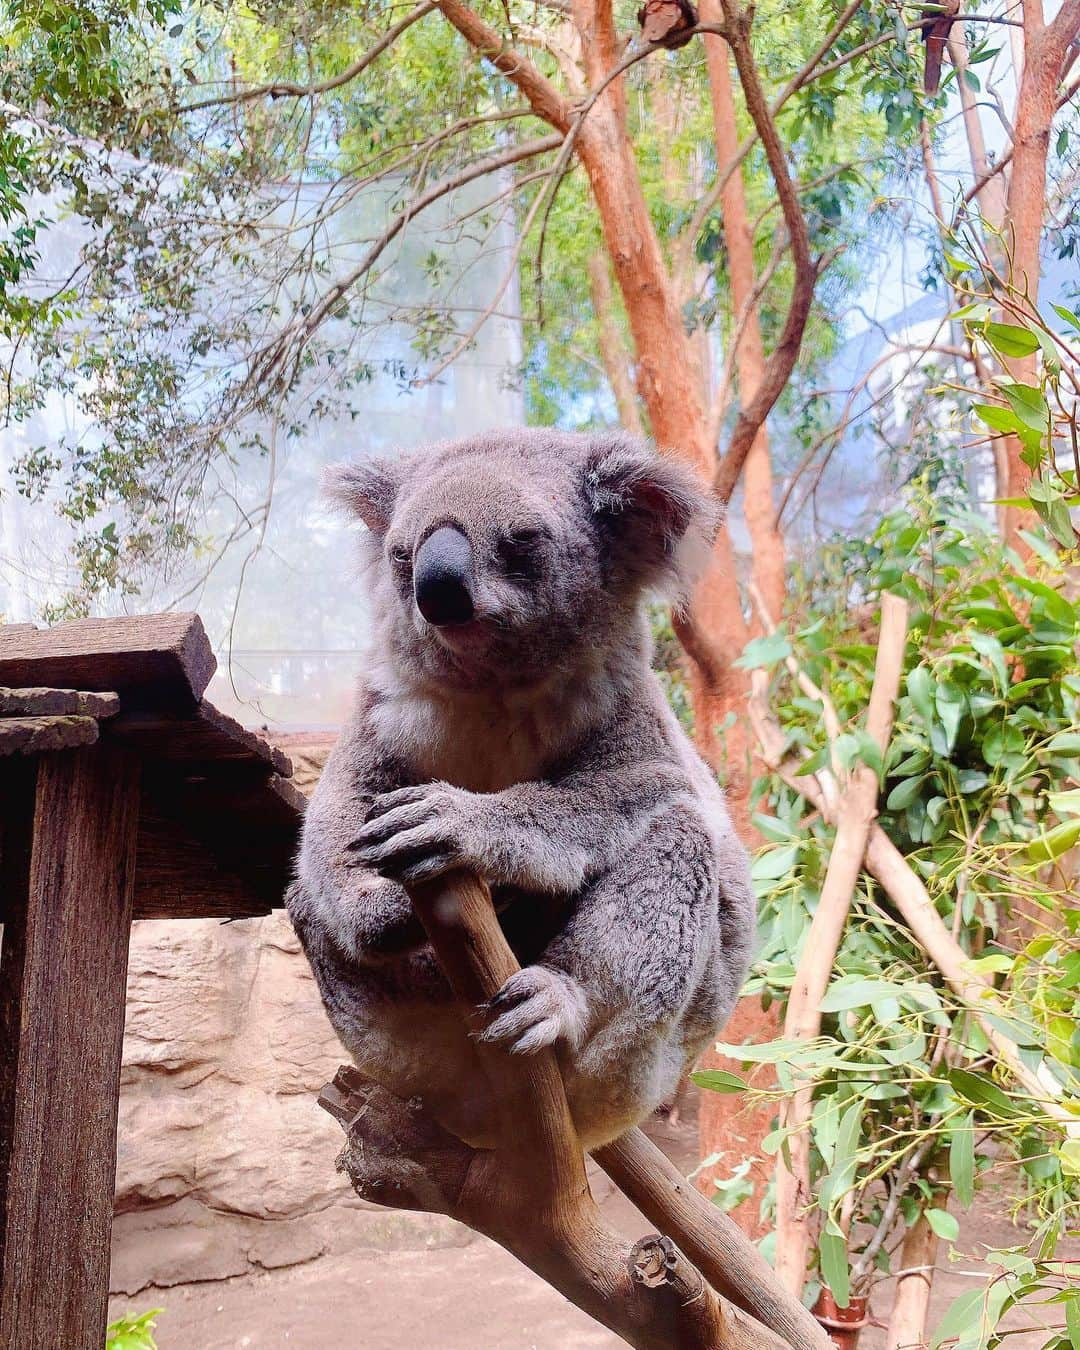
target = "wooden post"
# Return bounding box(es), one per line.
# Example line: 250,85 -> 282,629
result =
0,755 -> 38,1281
0,745 -> 140,1349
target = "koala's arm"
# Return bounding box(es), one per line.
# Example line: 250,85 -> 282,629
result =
292,716 -> 426,965
347,752 -> 686,894
481,796 -> 753,1057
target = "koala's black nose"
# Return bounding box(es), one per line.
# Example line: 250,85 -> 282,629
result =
413,526 -> 476,626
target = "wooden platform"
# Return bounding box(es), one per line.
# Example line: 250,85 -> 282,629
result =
0,614 -> 306,1347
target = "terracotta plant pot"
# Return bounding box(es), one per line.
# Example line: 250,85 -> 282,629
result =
812,1288 -> 870,1349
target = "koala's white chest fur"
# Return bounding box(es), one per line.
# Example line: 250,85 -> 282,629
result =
369,662 -> 614,792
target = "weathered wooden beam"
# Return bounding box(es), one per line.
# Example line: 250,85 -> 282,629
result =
0,715 -> 100,757
0,614 -> 215,712
0,745 -> 140,1349
107,699 -> 292,776
0,687 -> 120,718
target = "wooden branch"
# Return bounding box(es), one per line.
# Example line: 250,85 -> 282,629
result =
595,1129 -> 830,1349
673,0 -> 864,288
435,0 -> 574,132
321,869 -> 797,1348
770,592 -> 909,1297
277,133 -> 564,357
883,1206 -> 939,1349
713,3 -> 819,504
861,826 -> 1072,1124
1048,0 -> 1080,54
587,252 -> 644,437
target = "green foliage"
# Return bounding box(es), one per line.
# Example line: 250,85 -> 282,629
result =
945,233 -> 1080,554
106,1308 -> 161,1349
701,491 -> 1080,1338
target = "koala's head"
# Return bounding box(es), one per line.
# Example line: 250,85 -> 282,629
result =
325,428 -> 717,689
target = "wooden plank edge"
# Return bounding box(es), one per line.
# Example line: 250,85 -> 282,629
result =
0,688 -> 120,718
0,613 -> 216,705
0,716 -> 100,758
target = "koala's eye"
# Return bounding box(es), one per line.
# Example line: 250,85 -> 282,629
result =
496,528 -> 546,582
387,541 -> 411,567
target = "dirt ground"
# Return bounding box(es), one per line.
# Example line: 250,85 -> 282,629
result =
109,1109 -> 1064,1350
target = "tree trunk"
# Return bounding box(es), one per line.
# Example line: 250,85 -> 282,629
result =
1000,15 -> 1062,545
919,119 -> 1011,523
587,251 -> 645,437
693,1000 -> 780,1238
947,26 -> 1007,233
570,0 -> 755,800
884,1210 -> 939,1349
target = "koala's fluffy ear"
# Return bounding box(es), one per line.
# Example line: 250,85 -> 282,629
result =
584,437 -> 719,596
322,458 -> 400,533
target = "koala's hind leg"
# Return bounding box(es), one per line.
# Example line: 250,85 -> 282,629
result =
482,804 -> 731,1145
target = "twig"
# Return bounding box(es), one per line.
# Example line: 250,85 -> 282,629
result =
182,1 -> 438,111
712,2 -> 819,504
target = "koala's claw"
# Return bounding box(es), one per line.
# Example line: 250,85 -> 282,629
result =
349,825 -> 460,885
362,785 -> 431,822
350,799 -> 436,849
346,783 -> 478,884
480,966 -> 587,1055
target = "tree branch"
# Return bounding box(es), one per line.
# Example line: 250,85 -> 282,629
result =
1048,0 -> 1080,55
761,592 -> 910,1297
673,0 -> 865,288
246,133 -> 563,392
595,1130 -> 830,1349
182,0 -> 438,111
320,869 -> 798,1349
712,3 -> 819,504
435,0 -> 574,131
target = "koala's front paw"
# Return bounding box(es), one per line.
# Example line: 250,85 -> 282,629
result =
480,966 -> 587,1055
345,782 -> 485,886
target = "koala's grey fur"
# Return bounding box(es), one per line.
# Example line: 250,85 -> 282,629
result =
287,428 -> 754,1150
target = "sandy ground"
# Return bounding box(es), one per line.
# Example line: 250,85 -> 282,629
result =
110,1110 -> 1065,1350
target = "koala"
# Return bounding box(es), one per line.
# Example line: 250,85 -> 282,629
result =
287,428 -> 754,1151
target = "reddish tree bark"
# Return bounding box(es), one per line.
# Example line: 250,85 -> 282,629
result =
588,252 -> 645,437
691,1 -> 784,1235
1000,2 -> 1078,543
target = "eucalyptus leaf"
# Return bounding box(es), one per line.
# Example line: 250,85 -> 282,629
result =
982,322 -> 1040,358
925,1208 -> 959,1241
818,1225 -> 850,1308
735,632 -> 792,669
691,1069 -> 746,1094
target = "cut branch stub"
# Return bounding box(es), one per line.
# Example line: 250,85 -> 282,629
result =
630,1234 -> 681,1288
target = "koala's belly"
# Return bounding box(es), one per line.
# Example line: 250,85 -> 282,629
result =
323,976 -> 688,1151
